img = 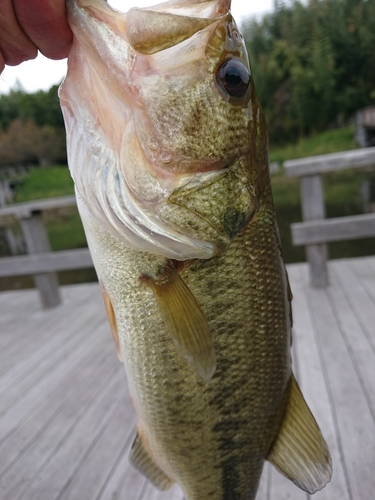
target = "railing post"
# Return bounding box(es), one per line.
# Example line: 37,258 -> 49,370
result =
17,209 -> 61,308
301,175 -> 329,287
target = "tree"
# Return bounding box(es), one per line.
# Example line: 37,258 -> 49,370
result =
243,0 -> 375,144
0,84 -> 64,131
0,119 -> 66,166
0,84 -> 66,166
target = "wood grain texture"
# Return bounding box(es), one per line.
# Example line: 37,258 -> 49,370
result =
0,195 -> 76,218
299,175 -> 329,287
292,213 -> 375,245
284,147 -> 375,177
0,248 -> 93,277
0,258 -> 374,500
19,213 -> 61,308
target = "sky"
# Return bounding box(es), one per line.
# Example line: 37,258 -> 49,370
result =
0,0 -> 274,94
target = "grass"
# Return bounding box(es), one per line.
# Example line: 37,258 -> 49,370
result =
269,126 -> 357,164
46,212 -> 87,251
14,165 -> 75,202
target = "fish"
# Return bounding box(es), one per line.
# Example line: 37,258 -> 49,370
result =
59,0 -> 332,498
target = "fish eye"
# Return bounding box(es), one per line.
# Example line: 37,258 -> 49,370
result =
216,59 -> 250,100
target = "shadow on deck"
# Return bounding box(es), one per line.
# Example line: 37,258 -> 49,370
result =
0,257 -> 374,500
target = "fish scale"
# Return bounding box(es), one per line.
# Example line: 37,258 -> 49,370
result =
79,196 -> 290,500
60,1 -> 332,498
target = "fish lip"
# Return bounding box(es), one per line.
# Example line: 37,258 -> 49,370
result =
132,0 -> 231,19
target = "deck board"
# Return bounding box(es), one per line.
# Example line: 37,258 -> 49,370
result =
0,257 -> 374,500
286,264 -> 349,500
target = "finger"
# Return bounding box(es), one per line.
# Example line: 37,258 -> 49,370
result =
0,0 -> 38,66
0,51 -> 5,74
13,0 -> 73,60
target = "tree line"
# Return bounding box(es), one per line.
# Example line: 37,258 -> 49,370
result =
0,0 -> 374,166
0,84 -> 66,166
243,0 -> 375,143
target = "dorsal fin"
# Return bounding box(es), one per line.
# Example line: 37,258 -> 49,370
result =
267,374 -> 332,493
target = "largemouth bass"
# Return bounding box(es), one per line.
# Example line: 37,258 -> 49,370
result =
59,0 -> 332,498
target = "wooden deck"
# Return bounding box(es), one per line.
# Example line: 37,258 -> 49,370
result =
0,256 -> 374,500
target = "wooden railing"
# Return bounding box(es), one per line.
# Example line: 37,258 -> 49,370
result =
2,148 -> 375,305
0,196 -> 93,308
284,147 -> 375,287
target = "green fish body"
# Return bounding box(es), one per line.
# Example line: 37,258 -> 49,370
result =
59,1 -> 332,498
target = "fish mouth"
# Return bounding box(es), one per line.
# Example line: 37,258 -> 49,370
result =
73,0 -> 232,55
62,0 -> 255,260
125,1 -> 231,55
126,0 -> 232,20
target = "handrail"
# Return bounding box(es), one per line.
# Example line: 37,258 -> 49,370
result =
0,195 -> 93,308
284,147 -> 375,287
0,195 -> 76,217
2,148 -> 375,302
284,146 -> 375,177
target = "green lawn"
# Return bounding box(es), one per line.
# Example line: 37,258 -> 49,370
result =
269,126 -> 357,164
14,165 -> 75,202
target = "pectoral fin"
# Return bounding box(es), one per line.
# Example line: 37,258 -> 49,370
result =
143,264 -> 216,382
130,431 -> 173,491
267,374 -> 332,494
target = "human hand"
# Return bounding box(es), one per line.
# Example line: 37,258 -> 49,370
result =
0,0 -> 73,73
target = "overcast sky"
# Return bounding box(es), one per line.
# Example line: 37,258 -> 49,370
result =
0,0 -> 273,94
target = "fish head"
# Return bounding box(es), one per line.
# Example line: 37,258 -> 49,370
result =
60,0 -> 268,260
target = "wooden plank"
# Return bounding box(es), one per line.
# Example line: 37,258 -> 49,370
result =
0,358 -> 124,500
268,465 -> 308,500
305,282 -> 375,499
288,264 -> 351,500
306,243 -> 329,288
0,305 -> 106,417
19,212 -> 60,308
255,462 -> 269,499
0,290 -> 88,371
0,284 -> 101,382
0,317 -> 107,443
292,213 -> 375,245
326,271 -> 375,419
284,147 -> 375,177
141,483 -> 182,500
263,277 -> 308,500
21,369 -> 127,500
300,175 -> 329,287
163,485 -> 185,500
0,305 -> 78,378
0,248 -> 93,277
0,195 -> 76,218
99,443 -> 147,500
1,263 -> 374,500
0,339 -> 116,478
58,396 -> 137,500
0,288 -> 41,333
330,259 -> 375,354
348,257 -> 375,303
300,176 -> 326,221
0,283 -> 99,354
